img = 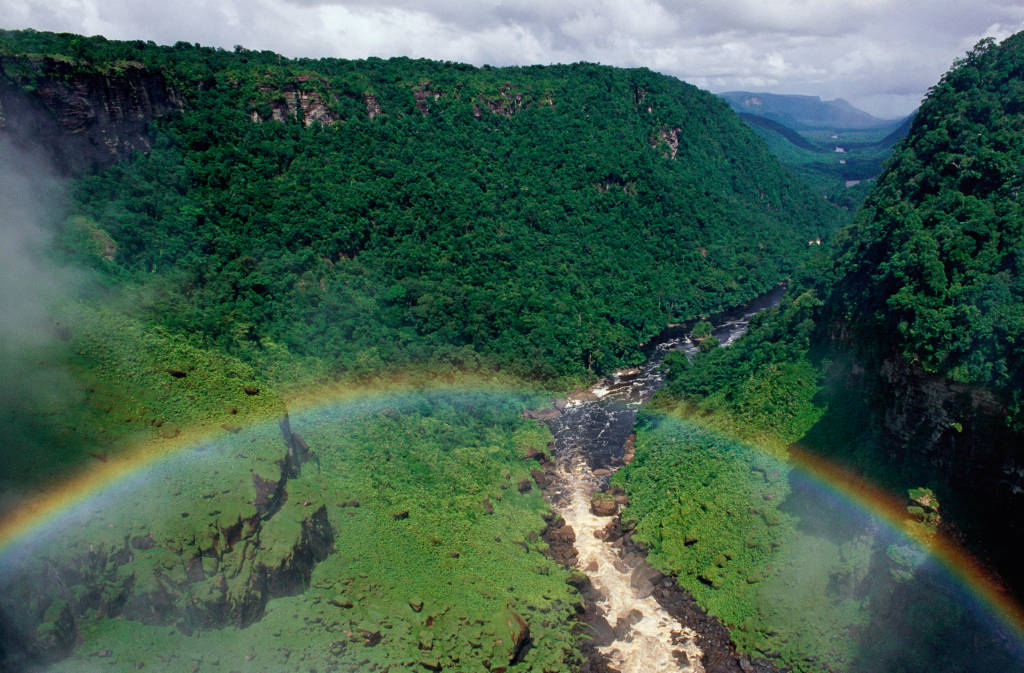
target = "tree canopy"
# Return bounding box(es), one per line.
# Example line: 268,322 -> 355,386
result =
1,29 -> 841,382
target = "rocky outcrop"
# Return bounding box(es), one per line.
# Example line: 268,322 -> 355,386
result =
251,79 -> 340,126
363,93 -> 382,119
0,417 -> 332,671
590,494 -> 617,516
478,84 -> 527,117
279,412 -> 315,477
651,125 -> 681,159
877,356 -> 1005,464
0,56 -> 184,173
870,355 -> 1024,558
413,84 -> 442,114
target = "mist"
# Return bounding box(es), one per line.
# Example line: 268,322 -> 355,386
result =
0,136 -> 82,507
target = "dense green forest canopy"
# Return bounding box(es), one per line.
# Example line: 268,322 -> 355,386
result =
615,34 -> 1024,672
828,34 -> 1024,417
0,29 -> 849,673
1,29 -> 841,383
649,32 -> 1024,605
668,33 -> 1024,431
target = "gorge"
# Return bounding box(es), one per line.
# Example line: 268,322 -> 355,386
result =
2,26 -> 1024,673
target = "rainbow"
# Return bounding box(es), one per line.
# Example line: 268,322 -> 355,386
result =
0,377 -> 528,558
1,381 -> 1022,661
0,421 -> 234,560
789,442 -> 1024,636
644,405 -> 1024,642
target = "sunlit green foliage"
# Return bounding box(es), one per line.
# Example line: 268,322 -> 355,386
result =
11,391 -> 583,673
617,411 -> 1024,673
660,285 -> 829,444
1,28 -> 840,385
0,302 -> 283,494
830,35 -> 1024,423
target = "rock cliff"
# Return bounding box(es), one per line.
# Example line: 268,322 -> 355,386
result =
0,56 -> 184,173
251,78 -> 340,126
871,354 -> 1024,551
0,417 -> 332,672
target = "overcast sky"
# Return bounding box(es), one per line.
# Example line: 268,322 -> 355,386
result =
4,1 -> 1024,117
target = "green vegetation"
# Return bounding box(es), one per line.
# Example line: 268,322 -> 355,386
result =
621,32 -> 1024,672
614,413 -> 862,671
6,390 -> 582,673
830,35 -> 1024,414
738,114 -> 898,211
2,28 -> 839,389
8,24 -> 1024,673
719,91 -> 910,212
615,408 -> 1022,673
655,31 -> 1024,549
0,27 -> 843,673
0,302 -> 285,496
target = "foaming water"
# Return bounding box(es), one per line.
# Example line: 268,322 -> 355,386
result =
554,452 -> 703,672
539,298 -> 768,670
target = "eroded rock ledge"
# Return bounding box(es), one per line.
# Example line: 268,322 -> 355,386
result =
0,415 -> 332,672
0,55 -> 185,173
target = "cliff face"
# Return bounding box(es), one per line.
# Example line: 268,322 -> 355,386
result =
874,355 -> 1022,497
0,418 -> 332,672
0,56 -> 184,173
251,79 -> 340,126
815,34 -> 1024,575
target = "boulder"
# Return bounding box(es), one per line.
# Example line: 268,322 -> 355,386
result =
590,495 -> 617,517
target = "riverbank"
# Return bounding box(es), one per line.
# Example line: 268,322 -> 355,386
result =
526,287 -> 789,672
531,391 -> 784,673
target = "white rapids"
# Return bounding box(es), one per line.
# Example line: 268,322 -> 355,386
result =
554,453 -> 704,673
540,287 -> 785,672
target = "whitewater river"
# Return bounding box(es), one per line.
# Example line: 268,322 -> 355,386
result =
538,286 -> 785,673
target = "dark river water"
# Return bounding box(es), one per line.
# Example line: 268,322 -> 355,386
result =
546,284 -> 785,475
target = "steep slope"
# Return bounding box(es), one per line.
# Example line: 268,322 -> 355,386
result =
877,111 -> 916,147
1,29 -> 841,389
649,29 -> 1024,616
683,33 -> 1024,557
821,33 -> 1024,554
619,33 -> 1024,673
830,35 -> 1024,401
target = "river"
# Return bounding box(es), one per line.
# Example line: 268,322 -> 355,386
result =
536,285 -> 786,673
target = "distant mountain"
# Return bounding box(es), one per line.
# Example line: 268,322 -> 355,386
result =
737,112 -> 825,152
719,91 -> 901,130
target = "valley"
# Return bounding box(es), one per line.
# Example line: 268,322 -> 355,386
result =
718,92 -> 913,211
2,25 -> 1024,673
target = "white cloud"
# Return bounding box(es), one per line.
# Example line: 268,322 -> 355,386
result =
3,0 -> 1024,117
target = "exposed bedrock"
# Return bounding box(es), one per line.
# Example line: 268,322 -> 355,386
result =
0,414 -> 331,672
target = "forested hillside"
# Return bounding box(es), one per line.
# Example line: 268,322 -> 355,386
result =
0,30 -> 846,672
637,32 -> 1024,648
1,29 -> 840,388
830,35 -> 1024,405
